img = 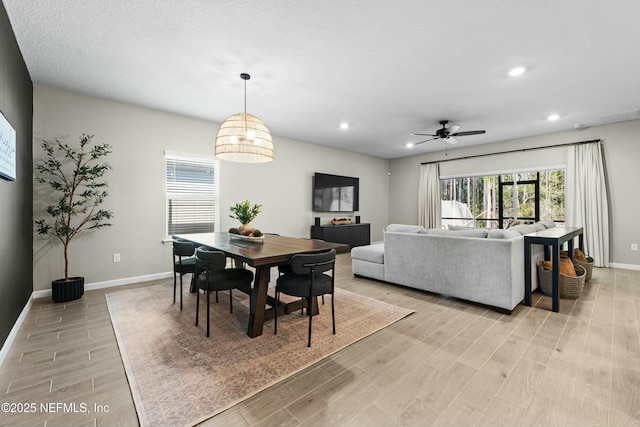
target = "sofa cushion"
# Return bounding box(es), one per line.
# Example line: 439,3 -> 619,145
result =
532,222 -> 546,231
350,242 -> 384,264
538,220 -> 556,229
386,224 -> 427,234
428,228 -> 489,238
487,229 -> 521,239
509,224 -> 537,235
448,225 -> 474,230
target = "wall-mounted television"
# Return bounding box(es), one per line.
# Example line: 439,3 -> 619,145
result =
313,172 -> 359,212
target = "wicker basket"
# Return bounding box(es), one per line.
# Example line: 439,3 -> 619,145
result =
573,256 -> 594,282
537,262 -> 586,299
560,250 -> 594,282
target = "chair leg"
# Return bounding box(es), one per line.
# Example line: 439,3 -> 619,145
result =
307,297 -> 313,347
229,289 -> 233,313
331,293 -> 336,335
173,273 -> 177,304
195,285 -> 200,326
179,274 -> 183,310
206,290 -> 210,338
215,290 -> 219,303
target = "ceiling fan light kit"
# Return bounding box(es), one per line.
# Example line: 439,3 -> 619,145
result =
410,120 -> 486,147
215,73 -> 274,163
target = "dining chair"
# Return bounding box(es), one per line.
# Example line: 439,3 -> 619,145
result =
173,239 -> 197,310
277,237 -> 325,306
274,249 -> 336,347
195,247 -> 254,337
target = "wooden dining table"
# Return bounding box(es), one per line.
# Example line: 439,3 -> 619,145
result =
173,232 -> 347,338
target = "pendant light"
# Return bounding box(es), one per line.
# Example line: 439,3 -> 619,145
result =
215,73 -> 274,163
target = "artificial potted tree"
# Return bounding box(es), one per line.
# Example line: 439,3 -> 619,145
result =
35,134 -> 113,302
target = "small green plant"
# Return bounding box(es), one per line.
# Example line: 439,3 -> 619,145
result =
35,134 -> 114,281
229,200 -> 262,225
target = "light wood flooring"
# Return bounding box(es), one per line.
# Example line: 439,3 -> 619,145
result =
1,254 -> 639,426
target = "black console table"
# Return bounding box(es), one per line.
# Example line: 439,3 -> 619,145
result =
524,226 -> 584,312
310,223 -> 370,249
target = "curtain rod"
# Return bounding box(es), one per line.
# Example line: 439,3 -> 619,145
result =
420,139 -> 601,165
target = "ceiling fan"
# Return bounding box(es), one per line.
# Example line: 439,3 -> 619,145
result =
411,120 -> 486,145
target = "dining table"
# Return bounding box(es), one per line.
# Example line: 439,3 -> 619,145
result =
173,232 -> 347,338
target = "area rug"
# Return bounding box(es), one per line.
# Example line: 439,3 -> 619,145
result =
106,284 -> 413,427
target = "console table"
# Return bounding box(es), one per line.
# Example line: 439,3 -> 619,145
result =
524,226 -> 584,312
310,223 -> 370,249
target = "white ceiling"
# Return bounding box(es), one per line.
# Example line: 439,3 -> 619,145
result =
3,0 -> 640,159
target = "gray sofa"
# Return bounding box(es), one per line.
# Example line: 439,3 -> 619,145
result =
351,221 -> 555,312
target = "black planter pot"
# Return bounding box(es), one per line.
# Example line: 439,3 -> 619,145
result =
52,277 -> 85,303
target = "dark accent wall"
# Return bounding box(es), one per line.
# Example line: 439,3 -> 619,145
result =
0,3 -> 33,348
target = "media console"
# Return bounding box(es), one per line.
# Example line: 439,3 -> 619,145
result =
310,223 -> 370,249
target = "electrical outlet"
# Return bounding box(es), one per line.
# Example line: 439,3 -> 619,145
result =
113,253 -> 121,263
632,244 -> 639,252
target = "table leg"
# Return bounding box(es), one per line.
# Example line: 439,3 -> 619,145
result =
568,238 -> 575,262
579,233 -> 584,252
524,241 -> 532,306
552,242 -> 560,312
247,266 -> 270,338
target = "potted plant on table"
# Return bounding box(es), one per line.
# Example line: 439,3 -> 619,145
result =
228,200 -> 263,237
35,134 -> 114,302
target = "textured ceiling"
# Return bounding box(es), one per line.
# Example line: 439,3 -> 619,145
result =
3,0 -> 640,159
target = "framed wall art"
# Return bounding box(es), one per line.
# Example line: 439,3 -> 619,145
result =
0,111 -> 16,181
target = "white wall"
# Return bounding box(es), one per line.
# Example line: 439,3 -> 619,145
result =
32,86 -> 389,291
389,119 -> 640,269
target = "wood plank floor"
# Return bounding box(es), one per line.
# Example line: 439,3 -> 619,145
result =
1,254 -> 639,426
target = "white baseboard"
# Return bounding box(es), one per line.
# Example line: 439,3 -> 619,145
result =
609,262 -> 640,271
32,271 -> 174,299
0,295 -> 34,367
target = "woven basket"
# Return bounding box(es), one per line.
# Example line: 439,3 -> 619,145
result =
560,250 -> 594,282
537,262 -> 586,299
573,256 -> 594,282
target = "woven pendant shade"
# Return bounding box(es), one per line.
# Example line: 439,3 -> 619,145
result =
215,112 -> 274,163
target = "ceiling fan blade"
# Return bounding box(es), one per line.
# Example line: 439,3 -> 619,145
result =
413,137 -> 438,146
451,130 -> 486,137
447,125 -> 460,133
445,136 -> 458,144
412,133 -> 437,137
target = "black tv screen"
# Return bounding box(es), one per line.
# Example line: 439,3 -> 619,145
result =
313,173 -> 359,212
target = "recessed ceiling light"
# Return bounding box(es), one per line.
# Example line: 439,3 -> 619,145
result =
406,142 -> 414,148
508,66 -> 526,77
339,122 -> 349,130
547,114 -> 560,121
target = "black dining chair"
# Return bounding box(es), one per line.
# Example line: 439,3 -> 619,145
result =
277,237 -> 325,306
173,239 -> 197,310
274,249 -> 336,347
195,247 -> 254,337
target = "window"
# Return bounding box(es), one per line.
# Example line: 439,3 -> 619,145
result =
165,154 -> 219,236
440,169 -> 565,229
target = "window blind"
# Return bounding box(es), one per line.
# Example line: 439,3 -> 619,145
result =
165,155 -> 218,235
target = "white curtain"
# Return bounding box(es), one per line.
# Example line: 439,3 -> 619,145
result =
418,163 -> 442,229
565,142 -> 609,267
